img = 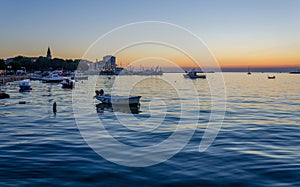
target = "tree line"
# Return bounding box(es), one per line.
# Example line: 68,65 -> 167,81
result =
0,56 -> 89,72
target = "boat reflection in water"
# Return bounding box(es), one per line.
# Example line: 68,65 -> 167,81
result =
96,103 -> 141,114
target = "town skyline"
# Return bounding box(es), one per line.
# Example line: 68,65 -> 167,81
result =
2,46 -> 298,72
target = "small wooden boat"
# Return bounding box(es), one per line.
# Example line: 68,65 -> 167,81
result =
19,81 -> 31,92
96,103 -> 140,114
95,89 -> 141,105
183,69 -> 206,79
95,94 -> 141,105
61,79 -> 75,89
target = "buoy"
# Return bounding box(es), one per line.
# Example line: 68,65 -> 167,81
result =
53,102 -> 57,114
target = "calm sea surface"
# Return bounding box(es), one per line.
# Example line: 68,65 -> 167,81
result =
0,73 -> 299,186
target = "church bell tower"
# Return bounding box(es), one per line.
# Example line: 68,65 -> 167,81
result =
46,47 -> 52,60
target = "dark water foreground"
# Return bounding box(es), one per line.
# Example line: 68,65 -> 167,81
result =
0,73 -> 299,186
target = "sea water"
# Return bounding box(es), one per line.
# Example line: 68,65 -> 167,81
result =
0,73 -> 299,186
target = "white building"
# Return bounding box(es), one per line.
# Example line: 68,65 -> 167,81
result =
102,55 -> 116,71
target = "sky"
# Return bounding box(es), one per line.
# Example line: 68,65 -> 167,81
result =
0,0 -> 299,70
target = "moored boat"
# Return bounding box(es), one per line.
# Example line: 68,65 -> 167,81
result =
268,75 -> 276,79
247,67 -> 251,75
30,76 -> 43,81
183,69 -> 206,79
71,72 -> 88,80
96,103 -> 140,114
289,71 -> 300,74
61,79 -> 75,89
42,74 -> 68,83
19,80 -> 31,92
0,92 -> 10,99
95,89 -> 141,105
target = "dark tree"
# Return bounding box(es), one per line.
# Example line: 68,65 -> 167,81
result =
0,59 -> 6,70
10,61 -> 22,71
51,58 -> 66,70
35,57 -> 50,71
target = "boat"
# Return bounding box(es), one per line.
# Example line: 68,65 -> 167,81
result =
42,74 -> 67,83
61,79 -> 75,89
0,92 -> 10,99
30,76 -> 43,81
19,80 -> 31,92
95,89 -> 141,105
289,71 -> 300,74
183,69 -> 206,79
247,67 -> 251,75
71,72 -> 88,80
268,75 -> 276,79
96,103 -> 140,114
95,94 -> 141,105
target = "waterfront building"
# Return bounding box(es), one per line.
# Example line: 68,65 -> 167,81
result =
103,55 -> 116,71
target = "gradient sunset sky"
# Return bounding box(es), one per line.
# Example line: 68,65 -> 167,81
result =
0,0 -> 299,69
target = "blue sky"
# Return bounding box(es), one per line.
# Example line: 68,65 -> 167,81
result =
0,0 -> 299,68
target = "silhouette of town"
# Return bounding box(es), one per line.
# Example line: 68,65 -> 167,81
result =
0,47 -> 122,75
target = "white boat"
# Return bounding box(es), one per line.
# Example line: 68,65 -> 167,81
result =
96,103 -> 140,114
61,79 -> 75,88
95,94 -> 141,105
95,89 -> 141,105
71,72 -> 88,80
183,69 -> 206,79
42,74 -> 69,83
19,80 -> 31,92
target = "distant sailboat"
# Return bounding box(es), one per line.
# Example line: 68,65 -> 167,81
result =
247,67 -> 251,75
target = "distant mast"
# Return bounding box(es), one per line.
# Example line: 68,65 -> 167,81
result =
247,66 -> 251,75
46,47 -> 52,60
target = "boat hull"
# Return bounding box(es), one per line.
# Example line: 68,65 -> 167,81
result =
42,78 -> 65,83
183,70 -> 206,79
61,79 -> 75,89
61,84 -> 74,89
19,86 -> 31,92
19,81 -> 31,92
30,77 -> 43,81
290,72 -> 300,74
96,95 -> 141,105
96,103 -> 140,114
183,74 -> 206,79
0,93 -> 10,99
